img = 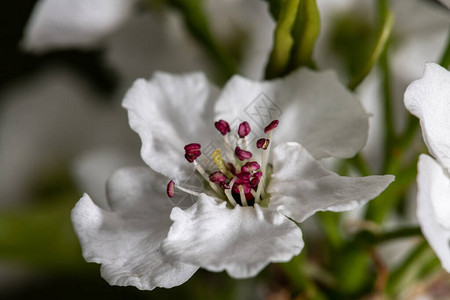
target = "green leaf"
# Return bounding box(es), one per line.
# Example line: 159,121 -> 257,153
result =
347,10 -> 394,90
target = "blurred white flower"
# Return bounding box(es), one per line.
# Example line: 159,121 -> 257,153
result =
21,0 -> 274,80
0,66 -> 141,206
72,69 -> 394,290
22,0 -> 136,52
404,62 -> 450,272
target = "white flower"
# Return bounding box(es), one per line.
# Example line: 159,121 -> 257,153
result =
22,0 -> 136,53
72,69 -> 394,290
404,62 -> 450,272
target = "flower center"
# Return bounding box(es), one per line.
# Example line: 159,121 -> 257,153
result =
167,119 -> 279,208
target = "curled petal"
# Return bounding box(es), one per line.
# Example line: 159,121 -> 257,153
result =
404,63 -> 450,170
268,143 -> 394,223
161,194 -> 303,278
417,154 -> 450,272
71,167 -> 198,290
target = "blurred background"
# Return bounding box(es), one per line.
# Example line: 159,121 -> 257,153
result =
0,0 -> 449,299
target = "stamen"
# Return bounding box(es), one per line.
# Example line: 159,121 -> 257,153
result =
222,134 -> 236,162
241,161 -> 260,173
209,171 -> 227,183
166,180 -> 200,198
175,185 -> 201,197
238,185 -> 249,207
215,120 -> 230,135
167,180 -> 175,198
220,182 -> 230,189
211,149 -> 232,176
256,138 -> 270,150
238,121 -> 251,138
250,177 -> 260,188
224,178 -> 238,207
255,131 -> 273,201
194,161 -> 223,196
254,177 -> 265,202
184,143 -> 201,163
235,146 -> 252,161
264,120 -> 279,134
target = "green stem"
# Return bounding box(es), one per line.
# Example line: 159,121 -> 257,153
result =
317,212 -> 343,249
371,226 -> 422,245
385,240 -> 436,297
380,49 -> 395,173
349,226 -> 422,248
289,0 -> 320,70
265,0 -> 300,79
347,10 -> 394,90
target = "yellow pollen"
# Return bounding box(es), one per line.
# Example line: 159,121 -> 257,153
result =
211,149 -> 232,177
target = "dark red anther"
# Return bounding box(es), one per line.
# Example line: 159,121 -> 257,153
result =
251,171 -> 262,188
215,120 -> 231,135
256,138 -> 270,150
235,147 -> 252,161
232,182 -> 252,194
184,143 -> 201,151
238,121 -> 251,138
241,161 -> 260,173
184,143 -> 201,163
236,172 -> 251,181
209,171 -> 227,183
167,180 -> 175,198
250,177 -> 260,188
264,120 -> 279,134
220,182 -> 230,189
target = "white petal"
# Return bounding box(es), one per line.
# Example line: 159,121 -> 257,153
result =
417,154 -> 450,272
214,68 -> 369,159
71,167 -> 198,290
267,143 -> 395,223
404,63 -> 450,170
22,0 -> 135,53
161,194 -> 303,278
123,72 -> 220,179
